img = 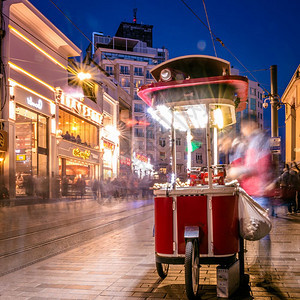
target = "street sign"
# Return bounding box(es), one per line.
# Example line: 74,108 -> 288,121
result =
270,137 -> 281,154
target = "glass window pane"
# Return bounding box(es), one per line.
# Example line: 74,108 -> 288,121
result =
38,115 -> 47,148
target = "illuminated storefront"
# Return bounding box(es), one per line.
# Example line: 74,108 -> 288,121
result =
132,152 -> 154,178
9,84 -> 53,197
101,125 -> 120,179
56,92 -> 103,185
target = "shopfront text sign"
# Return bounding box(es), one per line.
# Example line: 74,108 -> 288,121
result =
60,95 -> 103,126
27,97 -> 43,110
103,139 -> 115,151
72,148 -> 91,160
136,153 -> 148,163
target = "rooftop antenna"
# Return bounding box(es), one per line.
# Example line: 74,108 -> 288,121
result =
133,8 -> 137,23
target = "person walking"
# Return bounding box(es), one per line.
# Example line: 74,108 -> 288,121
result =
91,179 -> 99,200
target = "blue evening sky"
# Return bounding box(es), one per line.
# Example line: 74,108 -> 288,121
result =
29,0 -> 299,137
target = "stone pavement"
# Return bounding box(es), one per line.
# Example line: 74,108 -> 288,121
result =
0,202 -> 299,299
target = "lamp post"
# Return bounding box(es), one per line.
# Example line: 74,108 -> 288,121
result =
270,65 -> 278,138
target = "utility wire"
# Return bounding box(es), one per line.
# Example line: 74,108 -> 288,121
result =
202,0 -> 217,57
179,0 -> 270,94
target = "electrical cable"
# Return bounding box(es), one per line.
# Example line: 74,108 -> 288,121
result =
179,0 -> 270,94
202,0 -> 217,57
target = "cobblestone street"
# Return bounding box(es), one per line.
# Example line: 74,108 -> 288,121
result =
0,199 -> 299,300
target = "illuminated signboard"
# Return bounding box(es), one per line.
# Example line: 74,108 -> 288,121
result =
16,154 -> 26,161
72,148 -> 91,160
27,96 -> 43,110
136,153 -> 148,163
60,94 -> 103,125
103,139 -> 115,150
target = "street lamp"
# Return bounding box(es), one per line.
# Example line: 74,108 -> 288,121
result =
77,72 -> 91,81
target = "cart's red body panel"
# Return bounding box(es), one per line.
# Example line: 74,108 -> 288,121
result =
212,195 -> 239,255
155,197 -> 173,254
177,196 -> 208,254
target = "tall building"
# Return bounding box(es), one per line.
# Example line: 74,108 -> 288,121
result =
231,68 -> 264,132
92,23 -> 169,178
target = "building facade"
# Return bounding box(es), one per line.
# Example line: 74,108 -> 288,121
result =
281,65 -> 300,165
0,0 -> 123,199
92,27 -> 169,179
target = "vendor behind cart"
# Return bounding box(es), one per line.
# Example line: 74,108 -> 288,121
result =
227,117 -> 274,207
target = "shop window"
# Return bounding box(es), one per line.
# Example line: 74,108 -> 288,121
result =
59,109 -> 99,148
15,105 -> 49,196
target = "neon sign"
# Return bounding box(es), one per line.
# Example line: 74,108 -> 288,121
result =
103,139 -> 115,150
27,97 -> 43,110
72,148 -> 91,160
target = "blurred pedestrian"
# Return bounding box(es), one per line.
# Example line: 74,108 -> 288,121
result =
227,118 -> 274,207
92,179 -> 99,200
61,176 -> 68,197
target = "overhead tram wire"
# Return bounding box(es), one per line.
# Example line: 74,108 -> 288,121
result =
202,0 -> 217,57
179,0 -> 270,95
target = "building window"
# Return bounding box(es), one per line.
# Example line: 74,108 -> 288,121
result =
134,79 -> 143,88
105,66 -> 113,75
196,153 -> 203,164
176,138 -> 181,146
120,65 -> 129,75
58,109 -> 98,148
250,88 -> 256,96
134,128 -> 144,137
146,141 -> 154,150
250,98 -> 256,111
134,91 -> 141,100
159,138 -> 166,147
146,70 -> 153,79
120,77 -> 130,87
160,152 -> 166,160
137,141 -> 144,150
159,167 -> 167,174
134,67 -> 143,76
134,103 -> 144,113
146,130 -> 154,139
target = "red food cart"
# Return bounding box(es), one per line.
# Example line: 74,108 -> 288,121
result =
138,55 -> 249,299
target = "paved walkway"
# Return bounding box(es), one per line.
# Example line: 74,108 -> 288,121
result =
0,202 -> 299,299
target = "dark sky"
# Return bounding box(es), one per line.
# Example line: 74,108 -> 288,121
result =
28,0 -> 299,137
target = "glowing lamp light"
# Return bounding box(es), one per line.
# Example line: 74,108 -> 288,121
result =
77,72 -> 91,81
213,108 -> 224,129
160,68 -> 172,81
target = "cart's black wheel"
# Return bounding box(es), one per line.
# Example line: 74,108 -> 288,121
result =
156,262 -> 169,279
185,239 -> 200,300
